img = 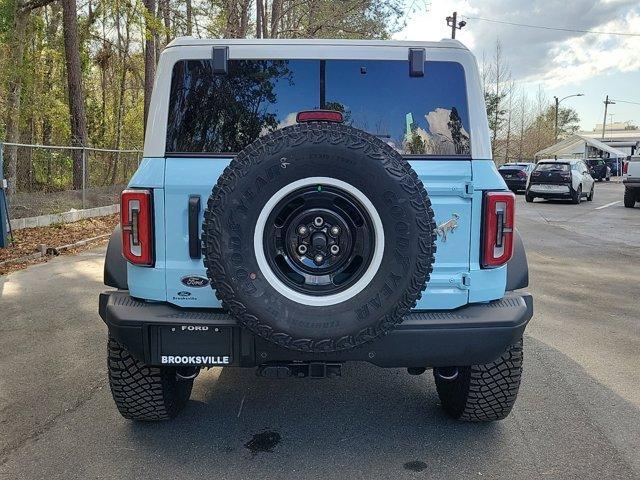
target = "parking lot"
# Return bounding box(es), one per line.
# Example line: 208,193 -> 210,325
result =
1,181 -> 638,480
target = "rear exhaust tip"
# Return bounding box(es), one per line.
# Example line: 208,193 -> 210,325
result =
176,367 -> 200,381
434,367 -> 459,382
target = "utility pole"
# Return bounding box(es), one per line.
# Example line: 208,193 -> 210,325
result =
602,95 -> 615,140
446,12 -> 466,39
554,96 -> 559,141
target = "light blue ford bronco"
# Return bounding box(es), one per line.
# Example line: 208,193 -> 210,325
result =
99,38 -> 532,422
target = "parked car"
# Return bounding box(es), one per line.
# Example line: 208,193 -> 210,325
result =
586,159 -> 611,182
498,163 -> 535,192
526,159 -> 595,204
623,156 -> 640,208
99,38 -> 532,423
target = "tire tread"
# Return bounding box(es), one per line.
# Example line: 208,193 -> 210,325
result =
107,336 -> 192,421
435,339 -> 523,422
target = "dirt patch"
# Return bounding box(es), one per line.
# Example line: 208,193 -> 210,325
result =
0,214 -> 118,276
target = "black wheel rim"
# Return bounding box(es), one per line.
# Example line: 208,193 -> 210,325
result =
263,184 -> 375,296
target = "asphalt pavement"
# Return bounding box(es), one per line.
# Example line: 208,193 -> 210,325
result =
1,181 -> 639,479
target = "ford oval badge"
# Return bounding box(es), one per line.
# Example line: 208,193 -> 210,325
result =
181,276 -> 209,288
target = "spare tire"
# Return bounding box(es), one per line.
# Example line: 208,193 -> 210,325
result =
202,122 -> 436,352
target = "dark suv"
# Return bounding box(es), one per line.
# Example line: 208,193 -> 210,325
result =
586,159 -> 611,182
499,163 -> 535,192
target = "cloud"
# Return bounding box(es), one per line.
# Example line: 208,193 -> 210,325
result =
395,0 -> 640,88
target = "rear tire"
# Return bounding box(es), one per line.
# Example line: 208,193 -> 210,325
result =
587,185 -> 594,201
525,193 -> 534,203
624,188 -> 636,208
434,339 -> 523,422
107,335 -> 194,421
572,186 -> 582,204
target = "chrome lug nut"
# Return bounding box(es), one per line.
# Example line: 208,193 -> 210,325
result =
330,244 -> 340,255
297,225 -> 308,236
314,217 -> 324,227
330,226 -> 340,236
314,254 -> 324,264
297,244 -> 307,255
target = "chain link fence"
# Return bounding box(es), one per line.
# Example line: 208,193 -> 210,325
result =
0,142 -> 141,220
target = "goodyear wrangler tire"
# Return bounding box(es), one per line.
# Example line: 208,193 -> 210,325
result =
202,122 -> 436,353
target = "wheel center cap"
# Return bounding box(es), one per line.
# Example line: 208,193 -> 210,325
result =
311,232 -> 327,251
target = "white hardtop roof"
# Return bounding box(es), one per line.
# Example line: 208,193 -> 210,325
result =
143,37 -> 490,159
166,37 -> 469,50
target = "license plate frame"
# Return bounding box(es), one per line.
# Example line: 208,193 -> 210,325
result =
156,325 -> 233,366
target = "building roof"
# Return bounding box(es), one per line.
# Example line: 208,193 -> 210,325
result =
534,134 -> 628,159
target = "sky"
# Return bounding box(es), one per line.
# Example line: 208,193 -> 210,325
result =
393,0 -> 640,131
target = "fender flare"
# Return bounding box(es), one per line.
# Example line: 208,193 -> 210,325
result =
104,226 -> 128,289
506,229 -> 528,291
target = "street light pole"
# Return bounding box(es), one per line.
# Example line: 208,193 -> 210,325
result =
554,93 -> 584,141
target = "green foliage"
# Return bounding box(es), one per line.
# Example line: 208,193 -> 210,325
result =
0,0 -> 17,40
0,0 -> 406,188
405,131 -> 426,154
484,90 -> 508,136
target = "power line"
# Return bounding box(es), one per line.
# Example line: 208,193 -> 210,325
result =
610,99 -> 640,106
463,15 -> 640,37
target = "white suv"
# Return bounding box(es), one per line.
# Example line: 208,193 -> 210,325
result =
526,159 -> 595,204
623,156 -> 640,208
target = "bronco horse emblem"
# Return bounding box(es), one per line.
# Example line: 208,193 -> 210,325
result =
435,213 -> 460,242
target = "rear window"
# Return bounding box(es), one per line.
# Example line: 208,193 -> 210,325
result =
166,59 -> 471,156
535,163 -> 570,172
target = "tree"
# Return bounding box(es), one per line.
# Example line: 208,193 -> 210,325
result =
3,0 -> 55,194
143,0 -> 157,134
481,40 -> 511,159
61,0 -> 89,189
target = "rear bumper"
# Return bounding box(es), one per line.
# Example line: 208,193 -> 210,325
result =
623,178 -> 640,189
527,182 -> 572,198
503,178 -> 527,190
99,291 -> 533,368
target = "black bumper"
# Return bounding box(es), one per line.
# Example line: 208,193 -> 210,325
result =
624,178 -> 640,189
99,291 -> 533,368
503,179 -> 527,190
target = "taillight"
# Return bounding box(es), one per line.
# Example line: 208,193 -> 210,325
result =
121,189 -> 154,266
623,162 -> 629,174
482,191 -> 515,268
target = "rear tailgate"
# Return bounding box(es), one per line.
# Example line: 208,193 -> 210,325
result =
162,157 -> 473,310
